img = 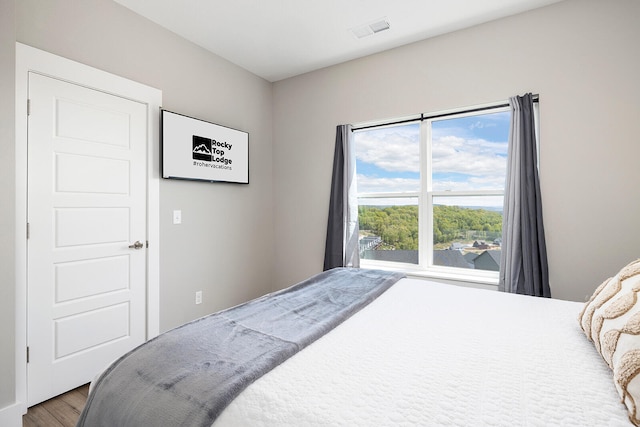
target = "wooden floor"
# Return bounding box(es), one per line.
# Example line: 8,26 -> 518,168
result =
23,384 -> 89,427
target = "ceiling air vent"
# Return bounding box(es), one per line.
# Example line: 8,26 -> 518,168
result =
350,18 -> 391,39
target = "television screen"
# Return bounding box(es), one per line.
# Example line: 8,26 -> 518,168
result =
161,109 -> 249,184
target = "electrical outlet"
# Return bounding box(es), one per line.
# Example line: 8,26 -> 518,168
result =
195,290 -> 202,304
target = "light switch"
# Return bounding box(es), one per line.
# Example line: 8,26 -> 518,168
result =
173,210 -> 182,224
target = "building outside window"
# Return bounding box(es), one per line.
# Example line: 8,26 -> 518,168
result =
354,105 -> 510,283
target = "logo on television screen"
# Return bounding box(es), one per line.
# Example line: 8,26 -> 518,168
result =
192,135 -> 212,161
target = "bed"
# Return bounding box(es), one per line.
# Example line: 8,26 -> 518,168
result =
77,263 -> 640,426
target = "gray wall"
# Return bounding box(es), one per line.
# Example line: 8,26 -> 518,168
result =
14,0 -> 275,331
3,0 -> 276,413
2,0 -> 275,412
0,0 -> 16,411
272,0 -> 640,302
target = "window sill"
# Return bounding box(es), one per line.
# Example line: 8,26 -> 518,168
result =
360,260 -> 499,291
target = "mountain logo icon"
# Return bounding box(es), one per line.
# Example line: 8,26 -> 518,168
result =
193,135 -> 212,161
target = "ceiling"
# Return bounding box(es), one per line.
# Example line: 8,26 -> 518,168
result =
114,0 -> 563,82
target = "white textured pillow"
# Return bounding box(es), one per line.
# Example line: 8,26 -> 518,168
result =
579,259 -> 640,425
578,275 -> 615,340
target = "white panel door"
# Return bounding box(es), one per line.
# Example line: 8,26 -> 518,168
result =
27,72 -> 147,406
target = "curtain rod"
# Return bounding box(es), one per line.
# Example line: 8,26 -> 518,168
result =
352,94 -> 539,132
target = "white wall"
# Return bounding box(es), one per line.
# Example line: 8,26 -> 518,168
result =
0,0 -> 16,413
272,0 -> 640,302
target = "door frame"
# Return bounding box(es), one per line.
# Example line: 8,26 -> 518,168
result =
15,43 -> 161,413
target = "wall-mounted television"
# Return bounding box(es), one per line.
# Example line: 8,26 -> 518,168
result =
161,109 -> 249,184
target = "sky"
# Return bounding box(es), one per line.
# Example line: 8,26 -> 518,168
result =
354,110 -> 510,208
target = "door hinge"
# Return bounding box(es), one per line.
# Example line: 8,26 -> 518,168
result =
27,346 -> 30,363
27,99 -> 30,116
26,222 -> 30,239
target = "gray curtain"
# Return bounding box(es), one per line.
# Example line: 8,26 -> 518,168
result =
323,124 -> 360,270
499,94 -> 550,297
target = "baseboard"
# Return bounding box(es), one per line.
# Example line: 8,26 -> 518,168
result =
0,401 -> 24,427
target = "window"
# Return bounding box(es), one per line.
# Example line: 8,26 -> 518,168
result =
354,105 -> 510,282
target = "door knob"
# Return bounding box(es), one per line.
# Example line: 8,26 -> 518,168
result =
128,241 -> 144,249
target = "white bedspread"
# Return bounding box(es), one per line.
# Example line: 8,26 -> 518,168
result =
215,278 -> 631,426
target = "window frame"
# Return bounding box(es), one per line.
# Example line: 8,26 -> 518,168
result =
356,103 -> 511,285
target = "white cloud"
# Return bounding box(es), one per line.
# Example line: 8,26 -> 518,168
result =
355,122 -> 508,192
432,136 -> 506,175
356,175 -> 419,194
354,126 -> 420,173
469,120 -> 497,131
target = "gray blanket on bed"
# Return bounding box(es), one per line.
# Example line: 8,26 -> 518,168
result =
76,268 -> 404,427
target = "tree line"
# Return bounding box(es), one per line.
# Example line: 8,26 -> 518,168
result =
358,205 -> 502,250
